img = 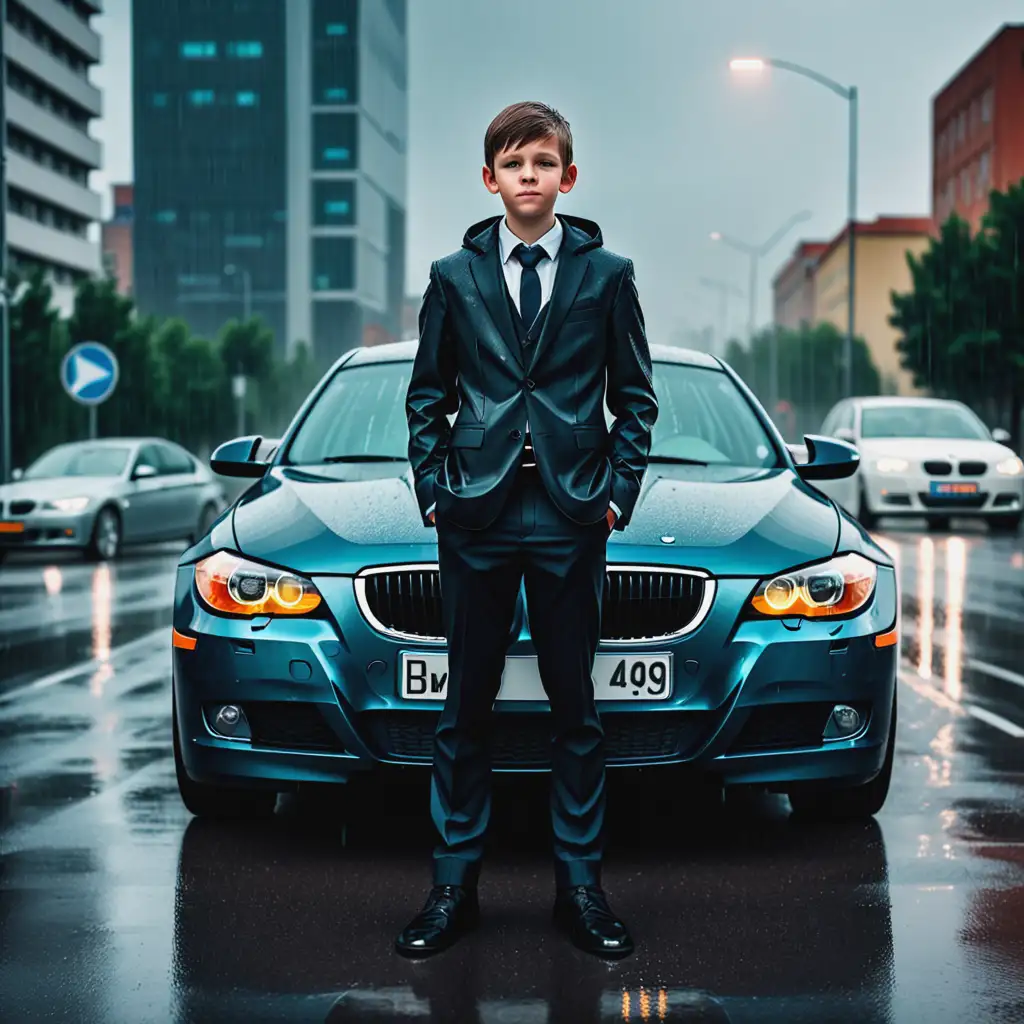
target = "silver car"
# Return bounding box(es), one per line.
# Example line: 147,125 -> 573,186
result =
0,438 -> 227,561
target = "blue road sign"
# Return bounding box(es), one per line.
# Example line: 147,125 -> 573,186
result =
60,342 -> 119,406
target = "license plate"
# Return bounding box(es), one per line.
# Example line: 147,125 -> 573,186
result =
0,522 -> 24,533
929,481 -> 978,497
399,652 -> 672,701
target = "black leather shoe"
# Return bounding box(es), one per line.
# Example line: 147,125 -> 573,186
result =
394,885 -> 480,958
553,885 -> 634,959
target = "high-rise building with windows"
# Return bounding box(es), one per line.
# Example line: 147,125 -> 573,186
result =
132,0 -> 407,365
3,0 -> 104,313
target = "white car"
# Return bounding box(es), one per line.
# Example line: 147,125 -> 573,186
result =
814,397 -> 1024,532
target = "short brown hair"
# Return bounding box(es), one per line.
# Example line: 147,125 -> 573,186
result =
484,101 -> 573,171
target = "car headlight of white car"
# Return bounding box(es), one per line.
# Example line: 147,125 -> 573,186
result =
43,497 -> 91,513
996,456 -> 1024,476
875,457 -> 909,474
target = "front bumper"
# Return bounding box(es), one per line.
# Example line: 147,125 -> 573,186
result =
862,467 -> 1023,517
172,559 -> 898,792
0,510 -> 95,550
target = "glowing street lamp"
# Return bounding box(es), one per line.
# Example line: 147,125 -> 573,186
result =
729,55 -> 859,398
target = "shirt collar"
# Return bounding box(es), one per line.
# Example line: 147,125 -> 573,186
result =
499,216 -> 564,265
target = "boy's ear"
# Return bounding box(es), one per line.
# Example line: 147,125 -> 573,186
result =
482,164 -> 501,194
559,163 -> 578,194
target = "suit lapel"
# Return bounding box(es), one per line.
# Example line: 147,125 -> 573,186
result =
469,233 -> 523,371
527,223 -> 590,373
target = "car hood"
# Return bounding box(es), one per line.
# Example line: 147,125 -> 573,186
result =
858,437 -> 1014,463
0,476 -> 124,502
231,464 -> 841,578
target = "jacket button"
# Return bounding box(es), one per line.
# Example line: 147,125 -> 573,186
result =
525,378 -> 536,390
510,429 -> 522,440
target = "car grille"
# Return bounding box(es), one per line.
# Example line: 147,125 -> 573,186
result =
356,566 -> 712,643
918,491 -> 988,509
358,710 -> 715,766
727,702 -> 838,754
8,500 -> 35,515
242,701 -> 346,752
923,460 -> 952,476
959,461 -> 987,476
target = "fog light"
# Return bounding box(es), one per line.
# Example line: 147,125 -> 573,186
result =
209,703 -> 251,740
824,704 -> 861,740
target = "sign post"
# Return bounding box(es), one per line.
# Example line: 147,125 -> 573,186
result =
60,342 -> 119,434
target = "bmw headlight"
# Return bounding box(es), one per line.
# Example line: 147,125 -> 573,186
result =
996,456 -> 1024,476
875,457 -> 908,474
43,497 -> 91,513
194,551 -> 323,617
750,553 -> 877,619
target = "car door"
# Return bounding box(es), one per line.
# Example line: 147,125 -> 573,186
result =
153,442 -> 204,538
122,444 -> 168,542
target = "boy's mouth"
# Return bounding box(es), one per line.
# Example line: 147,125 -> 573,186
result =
517,191 -> 542,197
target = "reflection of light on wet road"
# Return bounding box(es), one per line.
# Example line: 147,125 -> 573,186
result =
90,565 -> 113,696
42,566 -> 63,596
944,538 -> 966,703
917,537 -> 935,679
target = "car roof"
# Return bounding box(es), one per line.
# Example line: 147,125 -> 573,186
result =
850,396 -> 964,409
48,437 -> 179,448
339,339 -> 723,370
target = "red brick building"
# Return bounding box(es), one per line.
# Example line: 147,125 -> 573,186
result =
932,24 -> 1024,229
772,241 -> 829,330
101,184 -> 134,296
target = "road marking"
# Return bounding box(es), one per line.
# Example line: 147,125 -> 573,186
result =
967,658 -> 1024,691
965,704 -> 1024,738
0,626 -> 168,703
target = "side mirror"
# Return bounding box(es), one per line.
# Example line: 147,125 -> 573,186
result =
210,435 -> 280,478
132,463 -> 158,480
991,427 -> 1012,445
834,427 -> 856,443
11,468 -> 22,481
790,434 -> 860,481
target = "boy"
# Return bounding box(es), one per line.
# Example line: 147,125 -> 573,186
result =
401,101 -> 658,959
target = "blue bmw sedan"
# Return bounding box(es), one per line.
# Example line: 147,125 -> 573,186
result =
171,342 -> 898,823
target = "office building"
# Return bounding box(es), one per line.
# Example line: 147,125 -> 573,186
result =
101,182 -> 133,295
132,0 -> 407,365
932,24 -> 1024,229
772,241 -> 828,330
3,0 -> 104,314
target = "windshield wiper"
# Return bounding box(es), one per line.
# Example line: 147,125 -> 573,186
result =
647,455 -> 709,466
321,454 -> 408,463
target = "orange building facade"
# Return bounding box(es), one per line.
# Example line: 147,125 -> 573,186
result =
101,183 -> 134,296
932,24 -> 1024,229
772,242 -> 829,330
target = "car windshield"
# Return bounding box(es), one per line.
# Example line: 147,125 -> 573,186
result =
860,404 -> 989,440
24,445 -> 132,479
284,359 -> 781,469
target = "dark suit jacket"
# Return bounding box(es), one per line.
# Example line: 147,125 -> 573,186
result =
405,213 -> 658,532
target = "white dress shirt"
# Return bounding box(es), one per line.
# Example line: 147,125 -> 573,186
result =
425,216 -> 619,523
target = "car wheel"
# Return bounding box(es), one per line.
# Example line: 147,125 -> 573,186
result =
190,502 -> 219,544
787,691 -> 896,822
988,513 -> 1022,534
87,505 -> 122,561
927,516 -> 950,532
173,696 -> 277,820
856,486 -> 877,530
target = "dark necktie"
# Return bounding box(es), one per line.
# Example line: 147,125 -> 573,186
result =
513,243 -> 548,329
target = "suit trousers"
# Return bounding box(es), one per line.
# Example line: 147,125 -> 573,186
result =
430,464 -> 610,889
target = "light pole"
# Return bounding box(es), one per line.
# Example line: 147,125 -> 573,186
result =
699,277 -> 745,358
730,57 -> 858,398
0,0 -> 11,485
709,209 -> 812,410
224,264 -> 251,437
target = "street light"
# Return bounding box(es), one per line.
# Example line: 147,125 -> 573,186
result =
730,56 -> 859,398
709,209 -> 813,410
223,263 -> 252,437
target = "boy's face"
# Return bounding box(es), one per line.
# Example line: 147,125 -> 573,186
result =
482,135 -> 576,222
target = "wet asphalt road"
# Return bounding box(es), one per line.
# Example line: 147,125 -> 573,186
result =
1,526 -> 1023,1024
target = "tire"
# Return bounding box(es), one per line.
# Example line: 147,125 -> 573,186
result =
173,696 -> 277,820
788,692 -> 897,822
927,516 -> 950,532
190,502 -> 219,544
988,513 -> 1022,534
87,505 -> 122,561
856,486 -> 877,530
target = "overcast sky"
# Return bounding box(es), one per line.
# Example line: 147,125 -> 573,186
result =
91,0 -> 1023,345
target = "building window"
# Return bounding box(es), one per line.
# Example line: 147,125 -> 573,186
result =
188,90 -> 215,107
957,111 -> 966,144
155,210 -> 177,224
181,41 -> 217,59
313,237 -> 355,291
225,235 -> 264,249
151,92 -> 169,108
981,88 -> 993,124
227,41 -> 263,58
313,113 -> 358,169
979,150 -> 991,193
314,180 -> 356,225
236,91 -> 259,106
960,167 -> 971,202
